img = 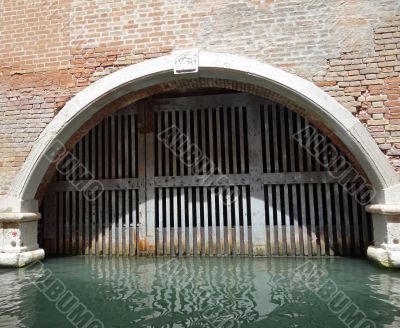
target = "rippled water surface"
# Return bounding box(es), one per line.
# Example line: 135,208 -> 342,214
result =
0,257 -> 399,328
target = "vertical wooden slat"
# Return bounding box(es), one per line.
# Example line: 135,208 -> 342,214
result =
316,184 -> 325,256
291,185 -> 300,256
77,192 -> 83,255
203,188 -> 209,255
118,189 -> 123,256
231,107 -> 238,174
173,188 -> 179,256
263,105 -> 271,173
158,189 -> 163,255
211,187 -> 217,256
186,109 -> 192,174
208,107 -> 215,174
360,204 -> 369,254
83,196 -> 89,256
195,187 -> 201,255
179,110 -> 185,176
65,192 -> 70,255
111,115 -> 116,179
180,188 -> 186,256
248,103 -> 267,255
98,192 -> 103,256
188,188 -> 194,255
275,186 -> 283,255
299,184 -> 308,256
313,125 -> 325,257
132,114 -> 137,178
226,188 -> 232,256
288,111 -> 300,256
104,191 -> 110,255
58,192 -> 64,255
218,187 -> 224,255
343,188 -> 352,255
43,192 -> 57,254
296,115 -> 308,256
334,184 -> 343,256
234,186 -> 240,255
71,191 -> 76,255
98,122 -> 104,256
308,184 -> 318,255
111,190 -> 116,255
223,107 -> 230,175
91,128 -> 97,256
351,191 -> 361,256
305,124 -> 317,256
103,120 -> 109,255
326,184 -> 335,256
164,111 -> 170,176
131,190 -> 137,256
279,108 -> 292,256
242,186 -> 249,255
283,184 -> 291,256
271,104 -> 280,173
171,110 -> 177,178
144,103 -> 155,255
239,106 -> 246,173
91,195 -> 97,256
123,114 -> 129,179
124,190 -> 130,256
165,188 -> 171,255
215,108 -> 222,175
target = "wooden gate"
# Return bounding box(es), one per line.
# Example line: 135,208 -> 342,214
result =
41,93 -> 371,257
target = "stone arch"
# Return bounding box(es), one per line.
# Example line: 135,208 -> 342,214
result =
8,50 -> 400,208
1,50 -> 399,267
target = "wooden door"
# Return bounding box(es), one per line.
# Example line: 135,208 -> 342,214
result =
41,93 -> 371,257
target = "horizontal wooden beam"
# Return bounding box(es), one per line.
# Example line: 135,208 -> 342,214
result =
49,178 -> 140,192
49,171 -> 342,192
263,171 -> 341,184
153,174 -> 251,188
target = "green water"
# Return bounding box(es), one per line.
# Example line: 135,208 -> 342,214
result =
0,257 -> 399,328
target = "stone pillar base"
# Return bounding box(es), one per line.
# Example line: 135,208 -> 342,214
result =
0,248 -> 45,267
366,204 -> 400,269
367,246 -> 400,268
0,211 -> 44,267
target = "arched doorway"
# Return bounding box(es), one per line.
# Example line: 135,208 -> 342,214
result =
40,91 -> 373,257
1,50 -> 399,267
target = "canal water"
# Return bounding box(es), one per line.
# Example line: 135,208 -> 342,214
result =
0,257 -> 399,328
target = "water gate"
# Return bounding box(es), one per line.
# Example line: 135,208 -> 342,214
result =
41,92 -> 371,257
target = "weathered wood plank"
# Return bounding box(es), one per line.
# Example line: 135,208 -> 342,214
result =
210,187 -> 217,256
58,192 -> 64,255
203,187 -> 209,255
234,186 -> 240,255
111,190 -> 116,255
118,189 -> 123,256
333,184 -> 343,255
317,184 -> 325,256
173,187 -> 179,256
343,189 -> 351,255
188,188 -> 194,255
165,188 -> 171,255
144,104 -> 156,255
248,102 -> 267,255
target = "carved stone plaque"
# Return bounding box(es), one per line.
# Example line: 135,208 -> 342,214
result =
172,49 -> 199,74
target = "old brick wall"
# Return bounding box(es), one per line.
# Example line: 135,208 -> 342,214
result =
0,0 -> 399,197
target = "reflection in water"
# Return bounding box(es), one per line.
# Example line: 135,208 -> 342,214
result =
0,257 -> 399,328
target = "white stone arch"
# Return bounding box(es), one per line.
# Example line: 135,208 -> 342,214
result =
1,50 -> 399,267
